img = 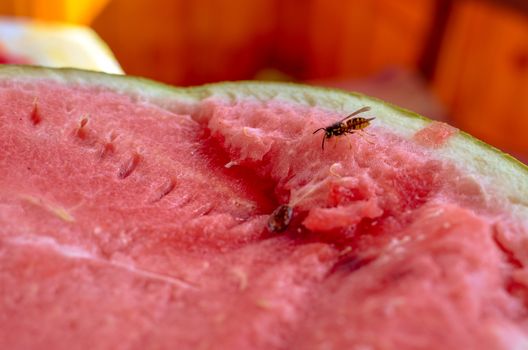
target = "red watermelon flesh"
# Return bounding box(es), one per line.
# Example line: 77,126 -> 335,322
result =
1,69 -> 528,350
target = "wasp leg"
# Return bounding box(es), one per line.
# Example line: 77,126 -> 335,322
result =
347,132 -> 355,149
348,130 -> 374,145
359,130 -> 375,145
333,137 -> 339,149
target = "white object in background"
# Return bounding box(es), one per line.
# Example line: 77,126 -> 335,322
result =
0,17 -> 123,74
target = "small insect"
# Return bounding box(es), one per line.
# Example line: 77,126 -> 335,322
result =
267,204 -> 293,233
313,106 -> 374,150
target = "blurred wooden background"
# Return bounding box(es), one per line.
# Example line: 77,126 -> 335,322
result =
1,0 -> 527,160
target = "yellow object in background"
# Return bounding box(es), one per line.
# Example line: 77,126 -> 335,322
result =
2,0 -> 110,24
0,0 -> 121,73
0,17 -> 123,74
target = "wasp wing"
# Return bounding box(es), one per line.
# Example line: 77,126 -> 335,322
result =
338,106 -> 371,123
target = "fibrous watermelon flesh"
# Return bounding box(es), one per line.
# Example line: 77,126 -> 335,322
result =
1,67 -> 528,350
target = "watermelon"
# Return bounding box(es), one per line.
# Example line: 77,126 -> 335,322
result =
1,65 -> 528,350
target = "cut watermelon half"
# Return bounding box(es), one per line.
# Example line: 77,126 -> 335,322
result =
1,65 -> 528,350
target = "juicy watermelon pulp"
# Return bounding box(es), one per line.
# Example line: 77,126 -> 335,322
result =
1,66 -> 528,350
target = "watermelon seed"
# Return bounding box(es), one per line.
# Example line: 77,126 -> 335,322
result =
30,101 -> 41,125
492,224 -> 523,268
100,132 -> 118,158
201,204 -> 215,216
79,116 -> 88,128
329,254 -> 377,275
118,152 -> 141,179
108,131 -> 118,142
151,178 -> 176,203
100,142 -> 115,158
267,204 -> 293,233
75,116 -> 89,140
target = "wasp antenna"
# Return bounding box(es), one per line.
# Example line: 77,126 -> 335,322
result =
321,135 -> 326,150
313,128 -> 326,134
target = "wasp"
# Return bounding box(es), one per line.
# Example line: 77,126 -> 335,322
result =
313,106 -> 374,150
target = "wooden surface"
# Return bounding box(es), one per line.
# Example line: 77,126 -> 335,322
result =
433,0 -> 528,156
0,0 -> 110,24
91,0 -> 433,84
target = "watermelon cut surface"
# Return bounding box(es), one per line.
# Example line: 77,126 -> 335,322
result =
1,66 -> 528,350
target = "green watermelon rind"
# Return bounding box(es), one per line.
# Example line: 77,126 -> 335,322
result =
2,65 -> 527,218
